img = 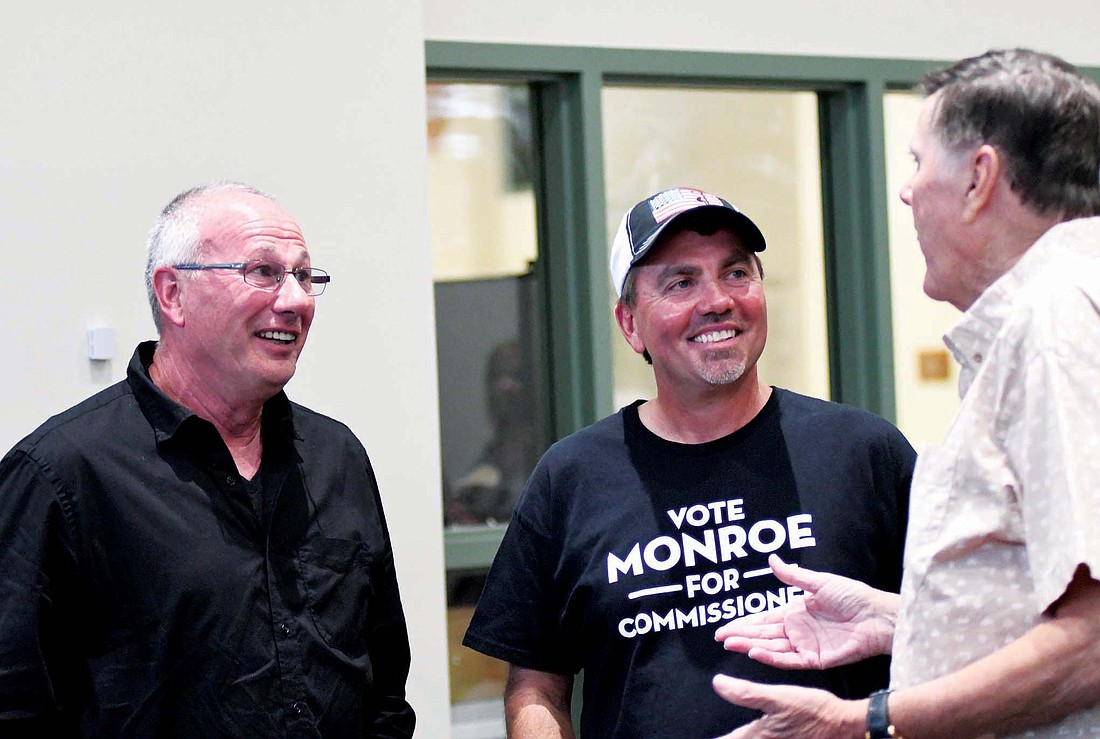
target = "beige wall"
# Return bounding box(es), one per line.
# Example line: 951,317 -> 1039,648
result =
424,0 -> 1100,65
1,2 -> 450,735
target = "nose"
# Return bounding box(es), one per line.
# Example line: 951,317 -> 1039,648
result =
696,278 -> 736,315
899,179 -> 913,206
273,273 -> 314,312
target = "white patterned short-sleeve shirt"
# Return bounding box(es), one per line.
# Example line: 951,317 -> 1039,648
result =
892,217 -> 1100,736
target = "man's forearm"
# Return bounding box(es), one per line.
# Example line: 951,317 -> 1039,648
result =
507,702 -> 575,739
504,666 -> 575,739
889,570 -> 1100,737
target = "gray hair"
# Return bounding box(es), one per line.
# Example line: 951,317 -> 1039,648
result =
919,48 -> 1100,218
144,181 -> 271,332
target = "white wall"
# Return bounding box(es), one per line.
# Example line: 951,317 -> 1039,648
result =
424,0 -> 1100,66
1,2 -> 450,736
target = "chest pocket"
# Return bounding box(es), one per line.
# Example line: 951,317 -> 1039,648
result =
296,538 -> 374,651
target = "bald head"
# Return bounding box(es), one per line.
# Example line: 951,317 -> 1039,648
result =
145,182 -> 274,332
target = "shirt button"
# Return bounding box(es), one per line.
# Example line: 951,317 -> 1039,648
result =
292,702 -> 306,716
972,353 -> 983,363
279,623 -> 291,637
225,475 -> 237,486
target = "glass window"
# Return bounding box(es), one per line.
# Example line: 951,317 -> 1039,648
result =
427,81 -> 549,738
601,86 -> 830,407
884,91 -> 960,449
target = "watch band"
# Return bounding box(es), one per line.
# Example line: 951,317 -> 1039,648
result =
866,688 -> 901,739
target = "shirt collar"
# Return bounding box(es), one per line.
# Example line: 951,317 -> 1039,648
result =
943,216 -> 1100,395
126,340 -> 296,446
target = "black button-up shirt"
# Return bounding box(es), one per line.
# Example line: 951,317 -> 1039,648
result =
0,342 -> 415,737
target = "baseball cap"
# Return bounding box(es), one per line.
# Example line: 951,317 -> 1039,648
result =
609,186 -> 766,297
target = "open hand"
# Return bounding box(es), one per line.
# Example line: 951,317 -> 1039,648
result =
710,675 -> 862,739
713,554 -> 897,669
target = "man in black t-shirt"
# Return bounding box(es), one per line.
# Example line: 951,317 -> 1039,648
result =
463,186 -> 915,738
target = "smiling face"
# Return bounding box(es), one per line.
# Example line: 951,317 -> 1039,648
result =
615,226 -> 767,399
168,190 -> 316,405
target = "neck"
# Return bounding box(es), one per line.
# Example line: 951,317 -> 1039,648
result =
639,375 -> 771,444
149,345 -> 266,478
957,192 -> 1064,311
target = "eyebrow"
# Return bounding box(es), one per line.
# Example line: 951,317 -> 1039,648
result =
654,264 -> 700,283
245,247 -> 311,266
652,255 -> 756,283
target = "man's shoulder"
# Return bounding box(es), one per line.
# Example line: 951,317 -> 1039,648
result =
773,388 -> 911,445
285,400 -> 357,435
773,387 -> 870,419
542,408 -> 628,459
1015,218 -> 1100,301
11,380 -> 135,456
284,400 -> 366,450
286,399 -> 350,429
1027,247 -> 1100,311
996,232 -> 1100,355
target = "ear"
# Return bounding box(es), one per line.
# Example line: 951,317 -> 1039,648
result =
152,265 -> 187,328
962,144 -> 1001,222
614,300 -> 648,357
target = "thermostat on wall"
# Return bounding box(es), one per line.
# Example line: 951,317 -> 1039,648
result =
88,327 -> 117,361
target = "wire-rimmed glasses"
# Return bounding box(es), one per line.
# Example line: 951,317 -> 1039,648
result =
173,260 -> 330,296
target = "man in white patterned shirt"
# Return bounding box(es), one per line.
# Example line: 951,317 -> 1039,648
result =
710,48 -> 1100,738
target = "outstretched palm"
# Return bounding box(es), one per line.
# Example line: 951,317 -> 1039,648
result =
714,554 -> 897,669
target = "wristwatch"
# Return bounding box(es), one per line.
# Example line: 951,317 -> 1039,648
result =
866,688 -> 903,738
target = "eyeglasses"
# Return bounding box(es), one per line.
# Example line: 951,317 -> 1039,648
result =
173,260 -> 331,296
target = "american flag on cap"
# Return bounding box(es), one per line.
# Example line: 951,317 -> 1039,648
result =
608,185 -> 766,297
650,187 -> 725,224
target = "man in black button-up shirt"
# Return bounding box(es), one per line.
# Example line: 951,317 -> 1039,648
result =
0,183 -> 415,737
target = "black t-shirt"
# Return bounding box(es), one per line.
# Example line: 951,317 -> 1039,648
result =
464,388 -> 915,738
